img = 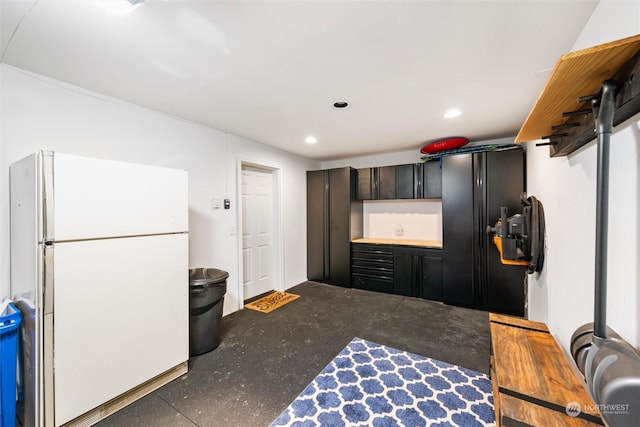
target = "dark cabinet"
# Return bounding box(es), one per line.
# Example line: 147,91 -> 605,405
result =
357,167 -> 376,200
441,155 -> 474,307
393,249 -> 417,296
395,164 -> 416,199
441,147 -> 525,316
421,161 -> 442,198
356,162 -> 441,201
421,255 -> 443,301
307,168 -> 363,286
351,243 -> 442,301
378,166 -> 396,199
351,244 -> 394,294
307,170 -> 328,282
378,164 -> 416,200
394,247 -> 443,300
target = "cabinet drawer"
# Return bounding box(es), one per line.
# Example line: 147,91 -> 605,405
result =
352,265 -> 394,280
352,243 -> 394,290
352,245 -> 394,267
352,274 -> 394,294
351,251 -> 394,262
352,243 -> 393,254
351,258 -> 393,271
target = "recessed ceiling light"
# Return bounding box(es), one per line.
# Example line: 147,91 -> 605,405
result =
333,101 -> 349,109
305,136 -> 318,144
444,109 -> 462,119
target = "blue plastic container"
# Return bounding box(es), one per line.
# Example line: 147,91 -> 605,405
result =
0,303 -> 21,427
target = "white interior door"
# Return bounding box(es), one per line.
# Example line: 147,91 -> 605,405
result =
242,166 -> 275,300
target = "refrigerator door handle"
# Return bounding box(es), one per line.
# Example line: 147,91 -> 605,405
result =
41,151 -> 55,243
43,244 -> 54,315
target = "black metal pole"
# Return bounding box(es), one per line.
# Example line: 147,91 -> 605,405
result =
593,80 -> 616,339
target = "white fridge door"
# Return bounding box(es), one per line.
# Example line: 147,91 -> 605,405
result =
10,153 -> 46,427
52,233 -> 188,426
52,153 -> 188,241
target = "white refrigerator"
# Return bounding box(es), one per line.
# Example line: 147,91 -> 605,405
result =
10,151 -> 189,427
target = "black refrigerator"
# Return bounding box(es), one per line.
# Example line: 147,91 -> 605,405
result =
307,167 -> 363,286
441,146 -> 526,316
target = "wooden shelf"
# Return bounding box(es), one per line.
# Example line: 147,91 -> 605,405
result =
516,34 -> 640,152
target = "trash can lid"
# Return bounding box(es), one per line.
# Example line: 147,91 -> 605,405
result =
189,268 -> 229,286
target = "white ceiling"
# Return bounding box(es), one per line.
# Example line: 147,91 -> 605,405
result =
1,0 -> 599,160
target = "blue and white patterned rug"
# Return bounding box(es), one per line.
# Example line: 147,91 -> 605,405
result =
271,338 -> 495,427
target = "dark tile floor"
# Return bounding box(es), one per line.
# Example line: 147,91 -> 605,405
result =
96,281 -> 491,427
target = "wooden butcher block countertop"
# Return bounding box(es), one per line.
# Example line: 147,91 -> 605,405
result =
351,238 -> 443,249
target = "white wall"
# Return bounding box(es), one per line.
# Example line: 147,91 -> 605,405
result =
321,148 -> 424,169
363,200 -> 442,242
526,0 -> 640,350
0,64 -> 320,314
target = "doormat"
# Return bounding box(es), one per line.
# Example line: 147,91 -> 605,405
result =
244,291 -> 300,313
270,337 -> 495,427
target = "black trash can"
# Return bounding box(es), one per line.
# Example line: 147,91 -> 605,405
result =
189,268 -> 228,356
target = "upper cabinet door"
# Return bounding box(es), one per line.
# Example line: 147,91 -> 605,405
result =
378,166 -> 396,199
395,164 -> 416,199
356,167 -> 376,200
422,161 -> 442,198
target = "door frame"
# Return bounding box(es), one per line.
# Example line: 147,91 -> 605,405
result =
235,158 -> 284,310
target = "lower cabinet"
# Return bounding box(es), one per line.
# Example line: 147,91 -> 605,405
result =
351,243 -> 442,300
351,244 -> 394,294
394,247 -> 443,301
